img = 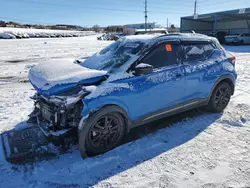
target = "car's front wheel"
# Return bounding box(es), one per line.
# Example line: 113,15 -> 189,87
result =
79,108 -> 126,156
207,82 -> 232,112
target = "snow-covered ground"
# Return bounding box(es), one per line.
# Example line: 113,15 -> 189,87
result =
0,36 -> 250,188
0,27 -> 96,39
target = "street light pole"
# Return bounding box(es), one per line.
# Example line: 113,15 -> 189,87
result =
144,0 -> 148,31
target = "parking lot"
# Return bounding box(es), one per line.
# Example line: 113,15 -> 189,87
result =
0,36 -> 250,188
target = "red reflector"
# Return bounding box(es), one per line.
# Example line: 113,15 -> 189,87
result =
228,56 -> 236,64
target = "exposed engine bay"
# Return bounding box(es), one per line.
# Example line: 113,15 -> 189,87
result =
29,85 -> 95,133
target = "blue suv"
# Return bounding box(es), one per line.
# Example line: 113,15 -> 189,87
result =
29,33 -> 237,156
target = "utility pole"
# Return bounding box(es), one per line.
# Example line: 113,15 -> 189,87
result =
144,0 -> 148,31
194,0 -> 197,16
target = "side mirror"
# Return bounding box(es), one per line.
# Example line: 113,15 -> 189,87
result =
134,63 -> 153,76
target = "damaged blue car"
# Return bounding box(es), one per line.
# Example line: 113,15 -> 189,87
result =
29,33 -> 237,157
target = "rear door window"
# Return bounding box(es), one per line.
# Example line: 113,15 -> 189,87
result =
183,43 -> 216,62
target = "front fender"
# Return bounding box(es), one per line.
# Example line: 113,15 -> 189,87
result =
82,96 -> 130,117
79,96 -> 132,131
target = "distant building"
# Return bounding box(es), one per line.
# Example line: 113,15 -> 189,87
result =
123,23 -> 156,35
181,8 -> 250,34
6,23 -> 15,28
124,23 -> 155,30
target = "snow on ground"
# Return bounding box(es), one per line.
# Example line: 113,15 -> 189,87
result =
0,36 -> 110,80
0,27 -> 96,39
0,37 -> 250,188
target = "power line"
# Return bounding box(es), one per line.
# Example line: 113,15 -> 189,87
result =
4,0 -> 144,13
4,0 -> 193,15
200,0 -> 247,5
149,0 -> 194,6
5,0 -> 235,26
148,5 -> 193,11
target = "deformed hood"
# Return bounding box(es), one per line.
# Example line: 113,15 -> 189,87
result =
29,58 -> 107,96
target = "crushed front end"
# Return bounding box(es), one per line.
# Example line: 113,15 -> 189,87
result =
29,87 -> 91,137
27,58 -> 108,137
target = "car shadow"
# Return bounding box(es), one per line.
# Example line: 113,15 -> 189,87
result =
74,109 -> 222,187
122,109 -> 211,144
223,45 -> 250,53
1,109 -> 222,187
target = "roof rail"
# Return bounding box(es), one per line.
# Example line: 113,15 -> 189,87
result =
154,32 -> 181,38
150,32 -> 209,42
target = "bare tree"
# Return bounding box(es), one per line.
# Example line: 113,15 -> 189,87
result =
0,21 -> 6,27
92,25 -> 101,32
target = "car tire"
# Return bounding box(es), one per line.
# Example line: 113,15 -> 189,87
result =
207,82 -> 232,113
79,107 -> 126,156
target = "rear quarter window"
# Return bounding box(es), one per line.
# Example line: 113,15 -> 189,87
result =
183,43 -> 216,61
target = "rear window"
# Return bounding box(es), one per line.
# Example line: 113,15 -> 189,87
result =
183,43 -> 216,61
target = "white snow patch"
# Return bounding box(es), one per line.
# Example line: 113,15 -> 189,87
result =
136,63 -> 152,68
29,59 -> 107,90
0,27 -> 96,39
124,34 -> 159,42
86,83 -> 131,99
0,32 -> 16,39
83,85 -> 97,92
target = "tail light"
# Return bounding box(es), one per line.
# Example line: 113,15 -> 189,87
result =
228,56 -> 236,64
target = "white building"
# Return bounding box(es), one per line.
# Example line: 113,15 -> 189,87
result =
123,23 -> 156,35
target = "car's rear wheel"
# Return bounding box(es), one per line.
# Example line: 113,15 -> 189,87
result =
207,82 -> 232,112
79,109 -> 126,156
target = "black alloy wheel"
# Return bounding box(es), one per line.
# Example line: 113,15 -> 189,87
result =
214,85 -> 231,109
208,82 -> 232,112
86,112 -> 125,154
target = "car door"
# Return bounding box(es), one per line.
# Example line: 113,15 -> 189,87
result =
123,41 -> 186,121
246,34 -> 250,44
182,41 -> 218,102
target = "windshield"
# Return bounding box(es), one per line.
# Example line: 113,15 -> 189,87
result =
81,39 -> 146,73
